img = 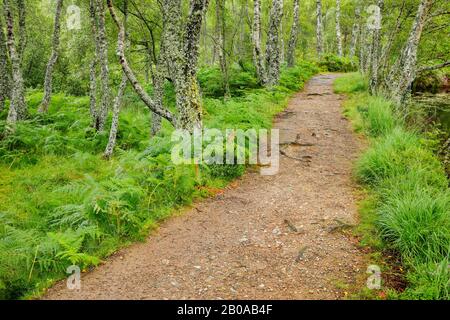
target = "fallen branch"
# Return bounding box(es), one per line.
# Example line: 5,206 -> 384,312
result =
418,61 -> 450,73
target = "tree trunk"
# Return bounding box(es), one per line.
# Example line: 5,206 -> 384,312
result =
0,15 -> 10,111
39,0 -> 64,113
265,0 -> 284,87
349,6 -> 361,57
216,0 -> 230,98
335,0 -> 343,57
95,0 -> 110,132
369,0 -> 384,95
175,0 -> 209,131
104,0 -> 129,160
359,24 -> 366,72
252,0 -> 266,85
316,0 -> 324,57
17,0 -> 26,66
387,0 -> 434,106
287,0 -> 300,68
107,0 -> 176,126
3,0 -> 27,126
89,0 -> 99,126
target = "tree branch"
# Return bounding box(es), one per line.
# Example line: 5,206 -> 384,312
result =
106,0 -> 176,126
418,61 -> 450,72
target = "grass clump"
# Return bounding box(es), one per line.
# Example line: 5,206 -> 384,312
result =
334,72 -> 368,94
336,75 -> 450,300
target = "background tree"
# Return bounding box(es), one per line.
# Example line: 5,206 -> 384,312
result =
38,0 -> 64,113
287,0 -> 300,67
265,0 -> 284,87
3,0 -> 27,126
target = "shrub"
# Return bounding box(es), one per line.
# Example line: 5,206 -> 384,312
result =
319,54 -> 357,73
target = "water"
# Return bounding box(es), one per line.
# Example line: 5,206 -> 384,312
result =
412,92 -> 449,176
413,93 -> 450,131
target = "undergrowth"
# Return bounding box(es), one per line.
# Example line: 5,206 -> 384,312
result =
336,73 -> 450,300
0,61 -> 318,299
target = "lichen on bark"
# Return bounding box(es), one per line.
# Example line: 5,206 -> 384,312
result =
265,0 -> 284,87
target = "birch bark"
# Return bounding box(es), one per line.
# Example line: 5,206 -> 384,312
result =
316,0 -> 324,57
216,0 -> 230,98
369,0 -> 384,95
0,15 -> 9,111
3,0 -> 27,125
287,0 -> 300,68
104,0 -> 129,160
96,0 -> 111,132
265,0 -> 284,87
39,0 -> 64,113
252,0 -> 266,85
335,0 -> 343,57
387,0 -> 434,106
349,6 -> 361,57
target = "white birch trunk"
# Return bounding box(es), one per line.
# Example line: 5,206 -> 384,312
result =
96,0 -> 110,132
39,0 -> 63,113
89,0 -> 99,126
335,0 -> 343,57
252,0 -> 266,85
216,0 -> 230,98
265,0 -> 284,87
0,15 -> 9,111
349,6 -> 361,57
387,0 -> 434,106
287,0 -> 300,68
316,0 -> 324,57
104,0 -> 129,159
3,0 -> 27,125
369,0 -> 384,95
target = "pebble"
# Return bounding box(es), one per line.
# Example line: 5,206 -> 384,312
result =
162,259 -> 170,265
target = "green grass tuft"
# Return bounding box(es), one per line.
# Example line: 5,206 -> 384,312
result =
337,75 -> 450,300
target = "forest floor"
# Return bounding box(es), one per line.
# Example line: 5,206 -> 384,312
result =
44,74 -> 367,300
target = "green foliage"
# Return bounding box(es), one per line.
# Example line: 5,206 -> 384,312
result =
198,64 -> 260,98
340,78 -> 450,300
334,72 -> 368,94
0,61 -> 318,299
318,54 -> 358,73
279,61 -> 320,91
412,70 -> 447,94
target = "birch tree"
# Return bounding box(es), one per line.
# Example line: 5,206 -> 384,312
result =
252,0 -> 266,85
3,0 -> 27,125
38,0 -> 64,113
369,0 -> 384,95
0,14 -> 9,111
265,0 -> 284,87
335,0 -> 343,57
287,0 -> 300,68
107,0 -> 209,132
89,0 -> 99,129
216,0 -> 230,98
349,5 -> 361,58
316,0 -> 324,57
104,0 -> 129,160
386,0 -> 434,106
96,0 -> 110,132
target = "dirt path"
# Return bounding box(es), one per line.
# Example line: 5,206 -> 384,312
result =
44,74 -> 365,300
